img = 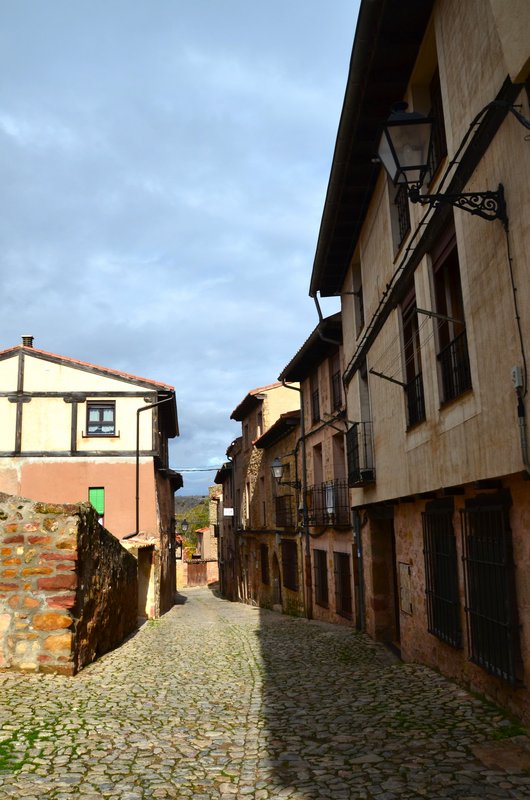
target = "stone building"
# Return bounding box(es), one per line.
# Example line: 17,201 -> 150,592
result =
278,313 -> 356,626
0,337 -> 182,617
217,382 -> 302,609
310,0 -> 530,721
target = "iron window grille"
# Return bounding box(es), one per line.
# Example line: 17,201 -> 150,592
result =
395,184 -> 411,246
260,543 -> 270,585
346,422 -> 375,487
437,329 -> 472,403
334,551 -> 353,619
331,370 -> 342,410
461,495 -> 522,686
311,388 -> 321,424
87,401 -> 116,436
313,548 -> 329,608
307,480 -> 350,527
281,538 -> 298,591
405,372 -> 426,428
427,70 -> 447,182
422,503 -> 461,648
275,494 -> 295,529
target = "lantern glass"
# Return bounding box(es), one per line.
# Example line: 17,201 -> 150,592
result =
378,105 -> 433,187
271,457 -> 284,481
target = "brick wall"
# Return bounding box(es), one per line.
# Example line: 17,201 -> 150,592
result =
0,493 -> 138,675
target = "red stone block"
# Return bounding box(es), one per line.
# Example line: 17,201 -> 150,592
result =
56,564 -> 76,571
1,547 -> 12,557
3,524 -> 19,534
23,523 -> 40,532
37,574 -> 77,591
28,536 -> 51,545
46,594 -> 76,609
23,596 -> 40,608
3,535 -> 23,544
8,595 -> 20,608
37,654 -> 52,662
21,567 -> 53,576
0,582 -> 18,591
1,570 -> 17,578
3,558 -> 21,566
41,551 -> 77,561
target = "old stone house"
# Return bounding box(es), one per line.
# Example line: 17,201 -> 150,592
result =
279,313 -> 356,626
0,336 -> 182,617
217,382 -> 302,609
310,0 -> 530,721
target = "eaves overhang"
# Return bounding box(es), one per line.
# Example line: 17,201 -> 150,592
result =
309,0 -> 436,298
279,313 -> 342,383
230,382 -> 282,422
215,462 -> 233,484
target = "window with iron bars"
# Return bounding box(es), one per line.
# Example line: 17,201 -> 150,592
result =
334,551 -> 352,618
275,494 -> 295,529
345,422 -> 375,487
281,538 -> 298,591
438,330 -> 472,403
422,501 -> 461,648
260,543 -> 270,585
313,548 -> 329,608
461,493 -> 522,686
427,69 -> 447,183
395,184 -> 410,247
307,480 -> 350,527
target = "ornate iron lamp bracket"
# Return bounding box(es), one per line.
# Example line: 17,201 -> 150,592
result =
408,183 -> 507,229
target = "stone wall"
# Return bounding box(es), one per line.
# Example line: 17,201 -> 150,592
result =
0,493 -> 138,675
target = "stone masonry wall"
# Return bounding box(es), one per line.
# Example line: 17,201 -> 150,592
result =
0,493 -> 138,675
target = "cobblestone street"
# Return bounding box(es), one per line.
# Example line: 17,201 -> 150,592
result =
0,586 -> 529,799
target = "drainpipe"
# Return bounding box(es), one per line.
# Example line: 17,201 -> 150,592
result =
353,509 -> 366,631
282,379 -> 312,620
136,394 -> 174,537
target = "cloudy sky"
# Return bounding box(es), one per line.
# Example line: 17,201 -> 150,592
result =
1,1 -> 359,494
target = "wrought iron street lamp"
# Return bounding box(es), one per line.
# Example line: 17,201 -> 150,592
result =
377,102 -> 507,227
270,457 -> 301,490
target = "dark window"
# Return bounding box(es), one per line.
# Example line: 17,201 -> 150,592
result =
310,373 -> 320,424
461,493 -> 522,685
432,231 -> 472,403
87,402 -> 115,436
281,538 -> 298,591
346,422 -> 375,487
313,548 -> 329,608
427,69 -> 447,182
334,551 -> 352,618
422,501 -> 461,648
395,184 -> 411,246
260,544 -> 270,585
275,494 -> 295,528
352,264 -> 365,338
330,352 -> 342,410
402,291 -> 426,427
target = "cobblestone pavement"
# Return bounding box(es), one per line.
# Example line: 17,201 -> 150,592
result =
1,586 -> 530,799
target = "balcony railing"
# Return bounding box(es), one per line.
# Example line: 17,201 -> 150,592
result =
346,421 -> 375,487
437,330 -> 472,403
405,372 -> 426,427
307,480 -> 351,527
275,494 -> 295,529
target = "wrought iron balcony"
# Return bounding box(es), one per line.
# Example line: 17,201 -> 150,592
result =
346,421 -> 375,487
307,480 -> 351,527
331,370 -> 342,410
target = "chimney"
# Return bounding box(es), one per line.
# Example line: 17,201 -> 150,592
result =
21,335 -> 34,348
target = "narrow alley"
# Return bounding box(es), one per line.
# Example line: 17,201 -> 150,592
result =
1,586 -> 529,800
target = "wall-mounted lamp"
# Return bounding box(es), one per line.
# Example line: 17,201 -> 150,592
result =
377,102 -> 507,228
181,518 -> 189,533
271,457 -> 301,490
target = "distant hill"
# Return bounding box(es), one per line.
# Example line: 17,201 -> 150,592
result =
174,495 -> 207,513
